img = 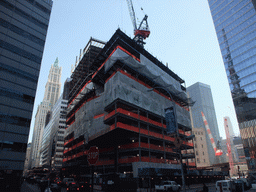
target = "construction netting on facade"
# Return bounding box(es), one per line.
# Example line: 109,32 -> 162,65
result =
104,48 -> 188,101
67,47 -> 191,141
104,71 -> 191,128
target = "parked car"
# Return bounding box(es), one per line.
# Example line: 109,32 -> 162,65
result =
67,182 -> 80,191
216,180 -> 236,192
155,180 -> 181,192
50,183 -> 61,192
234,179 -> 245,192
238,178 -> 252,190
78,181 -> 90,192
63,178 -> 75,187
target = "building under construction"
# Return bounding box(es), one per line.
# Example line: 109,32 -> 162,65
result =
63,29 -> 195,180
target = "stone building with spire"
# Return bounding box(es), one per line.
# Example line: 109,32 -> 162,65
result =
30,58 -> 62,168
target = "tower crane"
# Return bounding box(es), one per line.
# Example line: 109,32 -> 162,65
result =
201,112 -> 223,156
126,0 -> 150,47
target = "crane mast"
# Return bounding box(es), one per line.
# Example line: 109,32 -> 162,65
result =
126,0 -> 150,47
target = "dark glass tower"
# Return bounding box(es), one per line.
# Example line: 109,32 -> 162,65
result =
0,0 -> 52,189
208,0 -> 256,172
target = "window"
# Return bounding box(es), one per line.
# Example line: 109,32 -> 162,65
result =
204,159 -> 205,162
0,39 -> 41,64
203,152 -> 204,155
201,144 -> 203,148
1,0 -> 48,30
196,151 -> 198,155
200,137 -> 202,140
0,87 -> 35,104
197,158 -> 200,163
195,144 -> 197,148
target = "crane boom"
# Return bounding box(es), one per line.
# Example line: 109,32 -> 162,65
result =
201,112 -> 223,156
126,0 -> 137,31
201,112 -> 217,152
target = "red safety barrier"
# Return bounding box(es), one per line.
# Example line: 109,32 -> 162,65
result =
64,137 -> 74,146
140,129 -> 148,135
119,142 -> 139,150
99,147 -> 114,153
140,142 -> 149,148
76,141 -> 84,148
94,113 -> 105,119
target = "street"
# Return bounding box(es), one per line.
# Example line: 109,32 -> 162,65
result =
20,181 -> 256,192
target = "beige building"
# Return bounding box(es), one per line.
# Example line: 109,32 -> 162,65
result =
193,127 -> 211,168
30,58 -> 62,168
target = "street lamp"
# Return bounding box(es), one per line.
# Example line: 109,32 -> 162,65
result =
147,87 -> 187,192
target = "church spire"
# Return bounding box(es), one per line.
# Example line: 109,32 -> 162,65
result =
54,57 -> 59,67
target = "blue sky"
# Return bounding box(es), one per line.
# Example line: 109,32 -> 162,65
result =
28,0 -> 239,142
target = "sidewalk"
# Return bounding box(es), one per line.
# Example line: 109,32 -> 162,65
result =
183,183 -> 214,192
21,181 -> 41,192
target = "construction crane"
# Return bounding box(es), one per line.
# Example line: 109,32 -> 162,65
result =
201,112 -> 223,157
224,117 -> 234,176
126,0 -> 150,47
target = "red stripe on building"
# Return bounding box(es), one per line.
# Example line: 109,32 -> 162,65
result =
94,114 -> 105,119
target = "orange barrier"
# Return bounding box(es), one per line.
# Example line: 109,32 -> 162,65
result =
105,108 -> 190,137
64,137 -> 74,146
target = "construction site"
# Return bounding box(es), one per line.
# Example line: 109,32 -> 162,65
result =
63,28 -> 194,169
61,1 -> 229,190
62,28 -> 228,188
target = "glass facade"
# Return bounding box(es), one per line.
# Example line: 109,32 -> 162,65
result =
187,82 -> 223,165
208,0 -> 256,171
0,0 -> 52,177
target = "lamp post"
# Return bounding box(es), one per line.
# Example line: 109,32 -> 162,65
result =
147,87 -> 186,192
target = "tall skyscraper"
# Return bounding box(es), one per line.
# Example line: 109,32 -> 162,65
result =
30,58 -> 62,168
0,0 -> 52,189
187,82 -> 223,165
208,0 -> 256,172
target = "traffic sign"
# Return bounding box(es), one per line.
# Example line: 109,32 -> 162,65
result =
87,146 -> 99,165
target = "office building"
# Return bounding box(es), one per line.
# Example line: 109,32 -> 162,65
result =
221,136 -> 248,176
192,128 -> 211,168
40,94 -> 67,168
187,82 -> 223,165
23,143 -> 32,176
40,79 -> 69,168
30,58 -> 62,168
208,0 -> 256,172
0,0 -> 52,189
62,29 -> 195,180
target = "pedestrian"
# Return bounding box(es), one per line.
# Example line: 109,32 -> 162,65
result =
202,183 -> 208,192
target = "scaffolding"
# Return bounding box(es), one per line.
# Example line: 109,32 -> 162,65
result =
63,29 -> 195,179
